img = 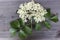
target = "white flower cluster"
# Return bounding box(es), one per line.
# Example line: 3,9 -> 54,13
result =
17,0 -> 47,23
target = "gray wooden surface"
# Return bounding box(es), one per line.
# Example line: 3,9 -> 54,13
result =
0,0 -> 60,40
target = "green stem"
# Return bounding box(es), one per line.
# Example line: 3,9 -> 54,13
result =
31,19 -> 32,30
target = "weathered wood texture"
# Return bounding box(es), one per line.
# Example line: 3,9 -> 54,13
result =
0,0 -> 60,40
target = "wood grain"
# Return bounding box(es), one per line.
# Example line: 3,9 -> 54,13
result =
0,0 -> 60,40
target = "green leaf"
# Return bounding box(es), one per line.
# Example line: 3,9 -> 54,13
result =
44,21 -> 51,29
35,23 -> 41,30
45,8 -> 51,18
18,18 -> 23,26
24,26 -> 32,35
10,20 -> 20,29
50,15 -> 58,22
9,28 -> 16,36
18,30 -> 27,39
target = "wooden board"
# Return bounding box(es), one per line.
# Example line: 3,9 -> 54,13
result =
0,0 -> 60,40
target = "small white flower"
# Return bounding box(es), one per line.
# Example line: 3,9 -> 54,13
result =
17,0 -> 47,23
25,19 -> 27,22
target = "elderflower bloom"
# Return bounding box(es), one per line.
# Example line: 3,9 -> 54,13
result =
17,0 -> 47,23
